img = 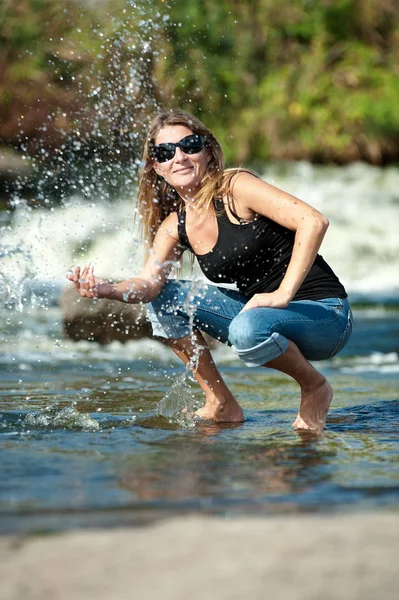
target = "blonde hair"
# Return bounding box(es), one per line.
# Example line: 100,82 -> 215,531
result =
137,110 -> 227,246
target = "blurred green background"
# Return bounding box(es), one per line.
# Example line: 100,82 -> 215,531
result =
1,0 -> 399,168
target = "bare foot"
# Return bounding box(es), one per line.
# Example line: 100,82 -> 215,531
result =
292,379 -> 333,434
195,393 -> 245,423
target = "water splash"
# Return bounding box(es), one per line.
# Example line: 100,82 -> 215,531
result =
157,372 -> 199,428
2,0 -> 170,316
156,278 -> 210,426
24,405 -> 100,431
11,0 -> 169,207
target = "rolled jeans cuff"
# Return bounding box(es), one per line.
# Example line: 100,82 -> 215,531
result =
145,303 -> 191,339
231,332 -> 289,367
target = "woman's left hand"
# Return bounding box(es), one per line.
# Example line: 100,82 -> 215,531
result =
241,290 -> 292,312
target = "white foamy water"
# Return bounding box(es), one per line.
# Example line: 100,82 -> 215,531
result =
337,351 -> 399,375
0,195 -> 143,307
1,162 -> 398,308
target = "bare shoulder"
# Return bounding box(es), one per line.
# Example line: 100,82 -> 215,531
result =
158,211 -> 180,242
225,168 -> 326,230
225,169 -> 268,204
222,169 -> 264,219
223,168 -> 259,190
228,169 -> 265,193
228,169 -> 300,206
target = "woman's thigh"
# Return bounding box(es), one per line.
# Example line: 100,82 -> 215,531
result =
228,298 -> 353,360
146,279 -> 246,342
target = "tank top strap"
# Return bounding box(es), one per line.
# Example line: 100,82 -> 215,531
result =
176,206 -> 192,251
215,192 -> 251,226
214,197 -> 224,212
218,170 -> 256,225
225,203 -> 246,224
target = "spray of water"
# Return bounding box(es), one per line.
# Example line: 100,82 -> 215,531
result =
1,1 -> 211,428
2,0 -> 171,313
157,278 -> 211,425
24,405 -> 100,432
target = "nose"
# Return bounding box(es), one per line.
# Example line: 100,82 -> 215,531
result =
173,146 -> 188,161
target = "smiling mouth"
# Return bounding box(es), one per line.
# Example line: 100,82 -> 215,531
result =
173,166 -> 193,174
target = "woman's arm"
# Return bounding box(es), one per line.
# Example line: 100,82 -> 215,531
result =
229,172 -> 329,309
67,213 -> 182,304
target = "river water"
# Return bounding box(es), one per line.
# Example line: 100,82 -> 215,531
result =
0,162 -> 398,534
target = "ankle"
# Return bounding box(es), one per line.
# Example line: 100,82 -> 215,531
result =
204,392 -> 225,407
301,375 -> 327,394
204,388 -> 241,408
197,392 -> 244,423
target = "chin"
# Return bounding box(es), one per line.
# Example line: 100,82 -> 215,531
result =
175,176 -> 199,187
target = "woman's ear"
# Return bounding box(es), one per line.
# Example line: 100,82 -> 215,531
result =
152,161 -> 162,176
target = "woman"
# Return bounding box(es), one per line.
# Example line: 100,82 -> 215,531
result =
68,109 -> 352,432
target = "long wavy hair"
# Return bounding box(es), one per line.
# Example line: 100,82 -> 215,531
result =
137,110 -> 227,247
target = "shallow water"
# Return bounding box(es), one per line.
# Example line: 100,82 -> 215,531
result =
1,161 -> 399,533
0,305 -> 398,535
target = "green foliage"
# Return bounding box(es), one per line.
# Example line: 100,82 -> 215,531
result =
0,0 -> 398,164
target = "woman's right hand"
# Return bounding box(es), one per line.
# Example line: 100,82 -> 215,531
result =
67,264 -> 103,298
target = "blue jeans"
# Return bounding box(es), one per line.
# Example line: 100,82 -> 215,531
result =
146,280 -> 353,367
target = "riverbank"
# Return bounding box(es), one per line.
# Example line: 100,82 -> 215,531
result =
1,512 -> 397,600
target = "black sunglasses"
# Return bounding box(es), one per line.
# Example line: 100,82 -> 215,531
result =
152,134 -> 206,163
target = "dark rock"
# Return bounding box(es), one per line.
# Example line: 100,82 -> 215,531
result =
61,286 -> 152,344
61,286 -> 219,349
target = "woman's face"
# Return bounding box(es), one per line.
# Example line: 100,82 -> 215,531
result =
152,125 -> 210,199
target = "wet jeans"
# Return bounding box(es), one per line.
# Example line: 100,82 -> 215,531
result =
146,280 -> 353,367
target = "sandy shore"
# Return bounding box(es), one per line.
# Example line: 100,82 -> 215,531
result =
1,512 -> 398,600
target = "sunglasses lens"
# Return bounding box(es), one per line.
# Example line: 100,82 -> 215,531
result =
153,144 -> 175,163
179,134 -> 205,154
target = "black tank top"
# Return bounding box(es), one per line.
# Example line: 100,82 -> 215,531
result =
177,200 -> 347,301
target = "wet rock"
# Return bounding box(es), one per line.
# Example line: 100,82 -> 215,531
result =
61,286 -> 218,348
61,286 -> 152,344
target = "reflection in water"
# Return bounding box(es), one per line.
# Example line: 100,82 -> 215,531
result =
119,425 -> 334,509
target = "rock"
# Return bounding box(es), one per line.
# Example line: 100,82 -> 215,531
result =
61,286 -> 152,344
61,286 -> 219,348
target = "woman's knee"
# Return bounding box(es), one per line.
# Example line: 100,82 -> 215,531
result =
228,310 -> 289,366
228,310 -> 269,350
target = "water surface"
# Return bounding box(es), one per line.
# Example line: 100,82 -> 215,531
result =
1,305 -> 398,535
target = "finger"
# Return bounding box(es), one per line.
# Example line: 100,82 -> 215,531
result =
71,266 -> 80,285
241,298 -> 259,312
80,264 -> 94,290
68,266 -> 81,291
88,266 -> 97,296
80,263 -> 90,281
240,303 -> 252,313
